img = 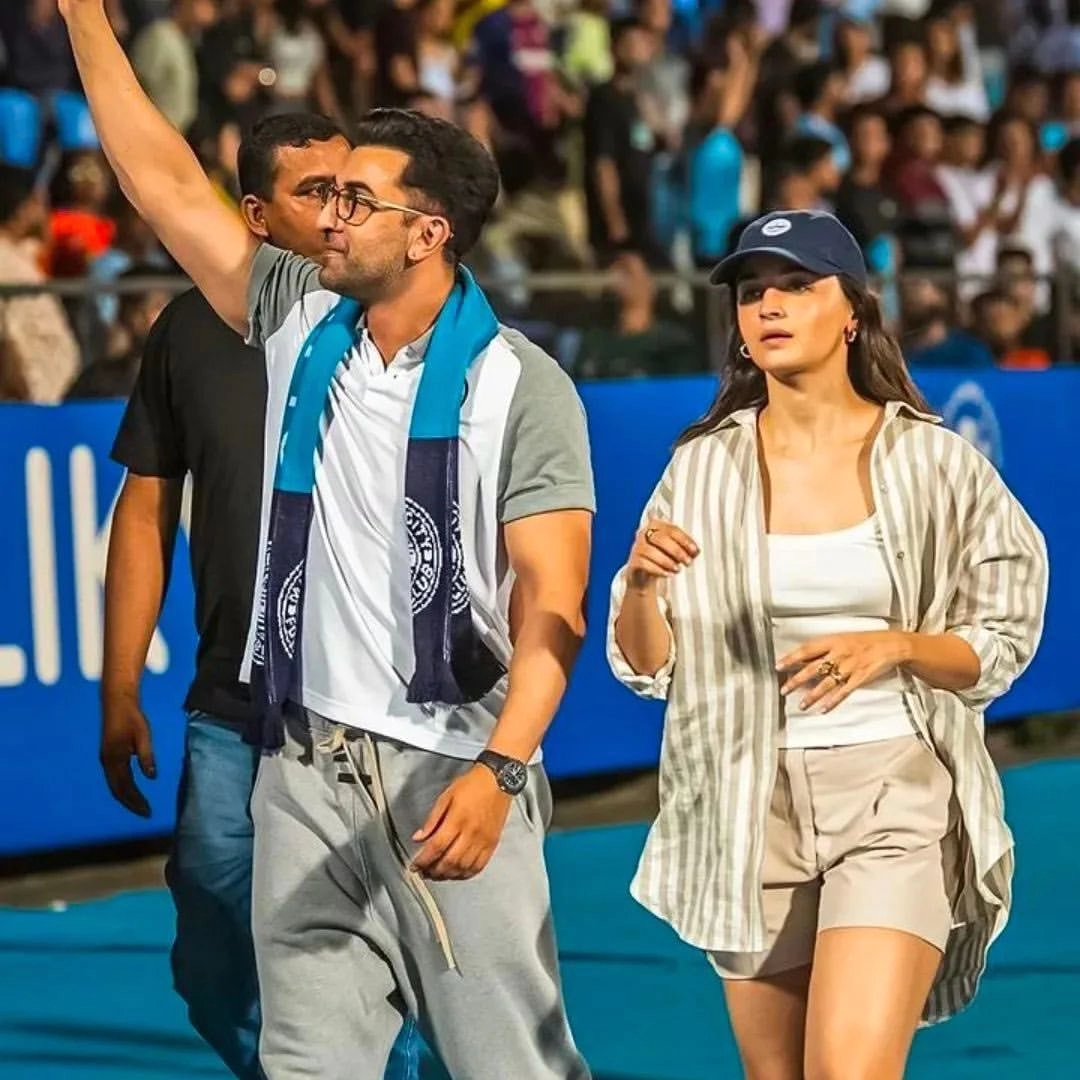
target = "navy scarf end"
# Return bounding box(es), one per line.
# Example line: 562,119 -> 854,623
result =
406,640 -> 506,706
244,702 -> 287,751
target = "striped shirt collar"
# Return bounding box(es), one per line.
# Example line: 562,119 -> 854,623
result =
715,399 -> 943,431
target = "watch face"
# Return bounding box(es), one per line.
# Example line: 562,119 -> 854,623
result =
499,760 -> 528,794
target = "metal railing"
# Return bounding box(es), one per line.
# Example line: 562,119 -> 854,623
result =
2,266 -> 1076,377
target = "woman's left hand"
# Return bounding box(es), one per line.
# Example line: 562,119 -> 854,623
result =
776,632 -> 912,713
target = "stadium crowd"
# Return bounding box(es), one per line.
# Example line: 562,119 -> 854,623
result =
0,0 -> 1078,401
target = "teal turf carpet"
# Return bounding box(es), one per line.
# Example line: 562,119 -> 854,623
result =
2,761 -> 1077,1078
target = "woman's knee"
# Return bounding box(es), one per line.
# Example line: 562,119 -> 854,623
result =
741,1052 -> 805,1080
804,1025 -> 908,1080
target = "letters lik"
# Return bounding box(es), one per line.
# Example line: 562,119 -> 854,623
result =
0,446 -> 179,689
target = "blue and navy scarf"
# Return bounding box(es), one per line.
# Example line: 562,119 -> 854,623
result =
248,269 -> 506,750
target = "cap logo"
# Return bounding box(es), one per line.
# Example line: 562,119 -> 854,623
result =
761,218 -> 792,237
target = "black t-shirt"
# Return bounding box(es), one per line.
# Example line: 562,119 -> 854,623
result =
194,14 -> 272,138
1022,311 -> 1056,354
835,178 -> 900,250
111,289 -> 266,722
584,82 -> 658,261
336,0 -> 382,31
373,5 -> 418,107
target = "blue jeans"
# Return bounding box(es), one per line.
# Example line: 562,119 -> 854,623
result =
167,712 -> 423,1078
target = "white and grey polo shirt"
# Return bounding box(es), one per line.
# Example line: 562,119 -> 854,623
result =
239,245 -> 595,759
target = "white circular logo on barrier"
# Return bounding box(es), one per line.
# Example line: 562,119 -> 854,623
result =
277,561 -> 304,659
942,381 -> 1003,468
761,218 -> 792,237
406,498 -> 443,615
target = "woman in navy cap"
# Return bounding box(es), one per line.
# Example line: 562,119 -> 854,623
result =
607,210 -> 1047,1077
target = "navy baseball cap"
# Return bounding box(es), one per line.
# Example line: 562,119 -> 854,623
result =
709,210 -> 867,287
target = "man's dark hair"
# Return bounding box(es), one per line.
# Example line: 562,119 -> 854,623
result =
942,113 -> 983,137
352,108 -> 500,261
764,162 -> 807,207
971,288 -> 1018,320
788,0 -> 821,32
997,244 -> 1035,271
794,62 -> 839,111
843,103 -> 888,138
892,104 -> 943,136
237,112 -> 350,200
784,135 -> 835,173
1009,64 -> 1047,91
610,16 -> 647,48
0,164 -> 36,225
987,109 -> 1040,157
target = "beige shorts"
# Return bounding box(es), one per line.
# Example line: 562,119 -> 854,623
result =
710,734 -> 956,980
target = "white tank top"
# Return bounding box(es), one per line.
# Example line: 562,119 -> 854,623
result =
767,515 -> 914,749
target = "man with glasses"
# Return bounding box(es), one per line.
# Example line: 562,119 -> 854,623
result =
62,2 -> 594,1077
101,111 -> 423,1079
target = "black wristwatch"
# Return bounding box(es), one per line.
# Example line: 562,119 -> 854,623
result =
476,750 -> 528,795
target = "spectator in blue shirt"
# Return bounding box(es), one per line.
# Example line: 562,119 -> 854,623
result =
686,23 -> 758,266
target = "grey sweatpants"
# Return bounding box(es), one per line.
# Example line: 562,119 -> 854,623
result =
251,709 -> 591,1080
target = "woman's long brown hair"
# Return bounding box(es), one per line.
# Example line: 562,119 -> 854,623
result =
678,278 -> 932,447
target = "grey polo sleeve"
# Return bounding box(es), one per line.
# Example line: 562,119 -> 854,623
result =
247,243 -> 322,348
496,333 -> 596,523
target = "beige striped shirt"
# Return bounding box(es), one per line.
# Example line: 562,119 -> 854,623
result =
607,401 -> 1048,1024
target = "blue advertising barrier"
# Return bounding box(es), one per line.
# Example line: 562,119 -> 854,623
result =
1,370 -> 1076,855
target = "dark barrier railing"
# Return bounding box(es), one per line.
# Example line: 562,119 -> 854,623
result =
3,266 -> 1077,378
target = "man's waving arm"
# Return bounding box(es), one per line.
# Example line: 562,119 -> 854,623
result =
60,1 -> 258,333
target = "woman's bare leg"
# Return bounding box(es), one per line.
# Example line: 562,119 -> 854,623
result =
723,965 -> 812,1080
804,928 -> 942,1080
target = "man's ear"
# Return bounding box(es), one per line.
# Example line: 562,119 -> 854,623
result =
407,215 -> 453,263
240,195 -> 269,240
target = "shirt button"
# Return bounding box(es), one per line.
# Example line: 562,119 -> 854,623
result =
879,482 -> 888,494
897,551 -> 905,561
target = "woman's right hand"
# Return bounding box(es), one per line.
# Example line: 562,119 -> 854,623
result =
627,519 -> 700,592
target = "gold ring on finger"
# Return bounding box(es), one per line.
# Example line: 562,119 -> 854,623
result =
644,527 -> 658,543
817,660 -> 843,682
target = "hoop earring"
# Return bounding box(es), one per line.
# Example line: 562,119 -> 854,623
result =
844,327 -> 858,345
739,343 -> 751,359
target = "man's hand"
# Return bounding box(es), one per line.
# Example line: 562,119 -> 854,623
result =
100,693 -> 157,818
411,767 -> 513,881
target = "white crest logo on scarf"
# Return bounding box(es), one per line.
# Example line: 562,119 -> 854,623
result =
449,504 -> 469,615
277,562 -> 305,659
406,498 -> 442,614
252,542 -> 272,667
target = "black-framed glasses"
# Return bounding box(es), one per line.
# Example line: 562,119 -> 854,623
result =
314,182 -> 423,225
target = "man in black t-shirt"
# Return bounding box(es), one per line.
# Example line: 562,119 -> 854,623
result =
584,18 -> 665,266
101,113 -> 422,1080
